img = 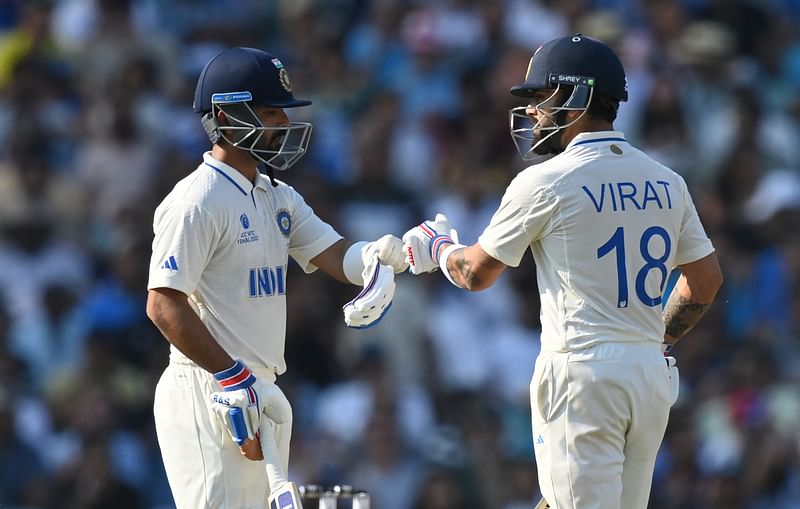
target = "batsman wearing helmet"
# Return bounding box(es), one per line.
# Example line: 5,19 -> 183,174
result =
146,47 -> 407,509
404,35 -> 723,508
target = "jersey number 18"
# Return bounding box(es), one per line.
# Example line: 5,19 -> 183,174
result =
597,226 -> 671,308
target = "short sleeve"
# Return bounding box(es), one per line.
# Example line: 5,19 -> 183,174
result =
674,179 -> 715,266
286,189 -> 343,273
147,201 -> 218,295
478,177 -> 557,268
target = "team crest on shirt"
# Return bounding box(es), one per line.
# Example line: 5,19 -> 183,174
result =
238,212 -> 259,245
276,209 -> 291,237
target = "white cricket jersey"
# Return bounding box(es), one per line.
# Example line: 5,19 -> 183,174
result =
147,152 -> 342,374
479,131 -> 714,352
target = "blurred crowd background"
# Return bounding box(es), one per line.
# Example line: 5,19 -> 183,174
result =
0,0 -> 799,508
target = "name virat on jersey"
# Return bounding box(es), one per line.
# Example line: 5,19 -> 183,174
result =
581,179 -> 674,213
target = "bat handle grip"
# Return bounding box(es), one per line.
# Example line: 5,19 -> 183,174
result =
228,408 -> 248,446
259,418 -> 289,487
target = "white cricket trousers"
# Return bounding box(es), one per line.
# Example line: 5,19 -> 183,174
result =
530,342 -> 673,509
153,358 -> 291,509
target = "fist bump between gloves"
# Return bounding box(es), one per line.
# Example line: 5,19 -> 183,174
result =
403,213 -> 460,275
365,234 -> 408,274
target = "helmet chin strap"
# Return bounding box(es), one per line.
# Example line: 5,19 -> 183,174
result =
257,161 -> 279,187
550,109 -> 570,154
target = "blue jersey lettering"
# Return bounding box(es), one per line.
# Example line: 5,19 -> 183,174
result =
248,266 -> 288,298
616,182 -> 641,211
582,180 -> 673,212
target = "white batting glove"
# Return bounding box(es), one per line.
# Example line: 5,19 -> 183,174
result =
402,213 -> 460,275
343,253 -> 396,328
343,234 -> 408,286
367,234 -> 408,274
209,360 -> 292,446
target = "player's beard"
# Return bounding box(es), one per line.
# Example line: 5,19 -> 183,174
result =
232,127 -> 285,155
532,117 -> 565,155
258,128 -> 288,152
531,90 -> 569,155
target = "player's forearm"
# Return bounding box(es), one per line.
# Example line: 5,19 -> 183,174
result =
439,244 -> 507,291
311,239 -> 352,284
147,290 -> 234,373
445,248 -> 482,290
664,254 -> 723,344
662,276 -> 713,344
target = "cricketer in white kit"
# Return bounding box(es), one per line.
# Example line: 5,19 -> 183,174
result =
403,35 -> 723,509
147,47 -> 406,509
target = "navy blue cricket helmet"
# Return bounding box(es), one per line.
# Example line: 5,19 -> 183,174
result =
194,47 -> 311,113
509,34 -> 627,160
194,47 -> 313,173
510,34 -> 627,102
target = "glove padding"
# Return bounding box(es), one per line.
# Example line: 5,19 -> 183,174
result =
402,213 -> 459,275
209,360 -> 292,447
343,253 -> 395,328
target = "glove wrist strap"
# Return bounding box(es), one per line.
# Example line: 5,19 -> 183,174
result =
439,243 -> 466,288
343,241 -> 370,285
214,360 -> 256,391
430,235 -> 455,264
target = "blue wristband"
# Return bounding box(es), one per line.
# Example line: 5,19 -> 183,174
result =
214,360 -> 256,392
429,234 -> 455,264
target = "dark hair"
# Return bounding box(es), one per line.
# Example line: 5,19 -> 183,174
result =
587,92 -> 620,123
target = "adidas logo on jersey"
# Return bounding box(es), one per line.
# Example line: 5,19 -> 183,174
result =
162,256 -> 178,271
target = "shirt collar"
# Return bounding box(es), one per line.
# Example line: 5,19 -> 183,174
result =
253,173 -> 271,191
565,130 -> 626,150
202,152 -> 269,194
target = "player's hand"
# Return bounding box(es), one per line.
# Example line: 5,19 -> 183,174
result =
343,253 -> 395,328
239,437 -> 263,460
366,234 -> 408,274
402,213 -> 459,275
209,360 -> 292,458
